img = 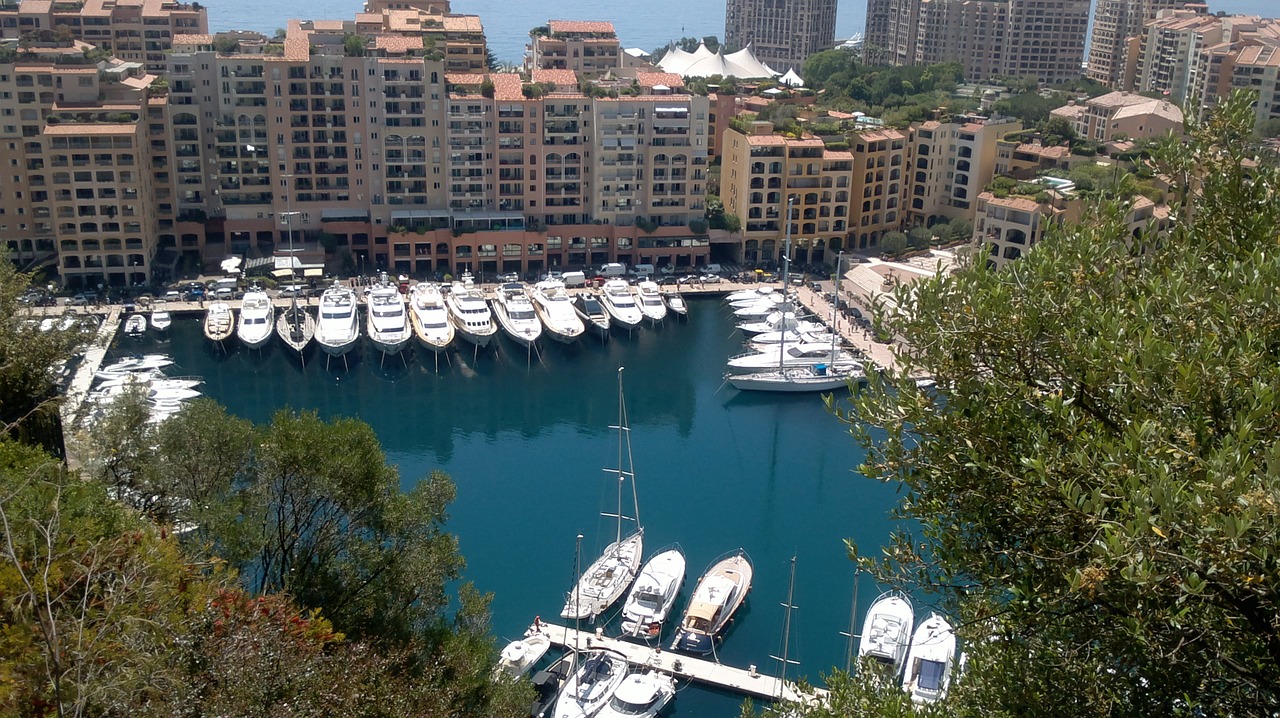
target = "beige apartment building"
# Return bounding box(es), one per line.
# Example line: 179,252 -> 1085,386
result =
1050,91 -> 1183,142
975,190 -> 1162,268
906,114 -> 1021,227
863,0 -> 1090,84
849,127 -> 907,249
1086,0 -> 1197,88
527,21 -> 620,79
724,0 -> 837,73
0,0 -> 207,74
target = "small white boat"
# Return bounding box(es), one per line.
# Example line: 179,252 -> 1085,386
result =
670,550 -> 753,655
123,313 -> 147,336
662,291 -> 688,317
726,363 -> 864,392
858,591 -> 914,678
726,342 -> 860,373
634,281 -> 668,323
532,279 -> 586,343
902,612 -> 957,704
733,294 -> 790,319
620,545 -> 686,639
572,293 -> 611,339
495,624 -> 552,679
408,282 -> 455,353
314,284 -> 360,356
492,282 -> 543,347
446,272 -> 498,347
595,670 -> 676,718
97,354 -> 173,379
276,303 -> 315,354
737,310 -> 818,335
598,279 -> 643,328
366,283 -> 411,355
236,290 -> 274,349
203,303 -> 234,343
552,649 -> 630,718
748,328 -> 841,348
150,300 -> 172,332
725,286 -> 777,304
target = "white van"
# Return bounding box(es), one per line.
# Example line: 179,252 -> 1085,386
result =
632,263 -> 655,277
599,263 -> 627,277
211,277 -> 238,292
561,271 -> 587,287
702,263 -> 723,274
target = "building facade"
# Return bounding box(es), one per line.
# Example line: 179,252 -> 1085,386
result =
527,20 -> 620,78
724,0 -> 837,73
1086,0 -> 1197,88
905,114 -> 1021,227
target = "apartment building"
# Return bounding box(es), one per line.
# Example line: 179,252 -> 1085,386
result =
0,0 -> 207,74
1049,91 -> 1183,142
527,21 -> 620,78
975,190 -> 1162,268
906,114 -> 1021,228
864,0 -> 1090,84
1086,0 -> 1197,88
724,0 -> 838,73
849,128 -> 907,249
994,139 -> 1074,179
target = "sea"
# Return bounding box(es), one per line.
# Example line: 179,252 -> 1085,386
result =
113,297 -> 898,716
205,0 -> 1278,66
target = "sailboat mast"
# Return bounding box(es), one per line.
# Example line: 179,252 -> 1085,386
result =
616,367 -> 625,545
831,251 -> 843,366
779,197 -> 794,373
772,554 -> 800,700
574,533 -> 583,653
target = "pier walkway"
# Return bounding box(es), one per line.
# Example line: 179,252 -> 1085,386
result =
539,620 -> 826,704
60,307 -> 120,469
790,284 -> 903,373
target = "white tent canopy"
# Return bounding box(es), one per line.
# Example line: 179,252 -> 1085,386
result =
779,68 -> 805,87
657,43 -> 777,79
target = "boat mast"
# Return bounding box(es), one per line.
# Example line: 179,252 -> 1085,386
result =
839,568 -> 860,673
604,366 -> 640,541
779,196 -> 794,373
830,251 -> 843,366
574,533 -> 583,653
771,554 -> 800,701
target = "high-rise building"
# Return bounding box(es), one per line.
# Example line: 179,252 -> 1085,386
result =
863,0 -> 1091,85
724,0 -> 837,73
1086,0 -> 1198,88
527,21 -> 621,78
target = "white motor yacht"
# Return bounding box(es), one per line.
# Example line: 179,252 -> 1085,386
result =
733,294 -> 790,319
150,300 -> 172,333
670,550 -> 753,655
492,283 -> 543,347
727,342 -> 860,373
123,314 -> 147,336
599,279 -> 643,328
495,625 -> 552,680
445,272 -> 498,347
366,283 -> 411,355
552,649 -> 630,718
634,280 -> 668,323
859,591 -> 915,679
314,284 -> 360,356
902,613 -> 957,704
620,546 -> 686,639
662,291 -> 688,317
96,355 -> 174,380
725,286 -> 778,303
572,293 -> 611,339
737,310 -> 820,336
407,282 -> 455,353
236,290 -> 274,349
203,303 -> 234,343
748,328 -> 841,348
531,279 -> 586,343
595,671 -> 676,718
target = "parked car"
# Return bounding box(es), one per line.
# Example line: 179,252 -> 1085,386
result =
700,274 -> 723,284
278,284 -> 305,298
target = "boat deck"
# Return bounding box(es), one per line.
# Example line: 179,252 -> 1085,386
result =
539,620 -> 826,704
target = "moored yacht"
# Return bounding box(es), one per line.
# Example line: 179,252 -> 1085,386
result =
902,613 -> 957,704
670,550 -> 753,655
737,310 -> 819,336
123,313 -> 147,336
662,290 -> 688,317
275,302 -> 315,354
726,342 -> 860,373
620,545 -> 686,639
149,300 -> 172,333
572,293 -> 611,340
595,671 -> 676,718
552,649 -> 630,718
314,284 -> 360,356
531,279 -> 586,343
726,363 -> 864,392
445,272 -> 498,347
599,279 -> 643,329
634,280 -> 668,323
492,282 -> 543,347
725,286 -> 778,304
858,590 -> 914,679
495,624 -> 552,680
236,290 -> 274,349
203,302 -> 234,343
408,282 -> 455,353
366,283 -> 411,355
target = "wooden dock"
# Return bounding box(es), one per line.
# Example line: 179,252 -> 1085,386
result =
539,620 -> 827,704
60,307 -> 120,469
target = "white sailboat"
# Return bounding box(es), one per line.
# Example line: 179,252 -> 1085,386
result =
858,590 -> 914,678
408,282 -> 455,353
726,342 -> 861,373
561,369 -> 644,622
366,282 -> 411,355
902,613 -> 957,704
670,550 -> 753,655
314,284 -> 360,356
203,302 -> 234,343
276,301 -> 315,355
531,279 -> 586,343
150,300 -> 172,333
598,279 -> 643,329
492,282 -> 543,347
446,271 -> 498,347
594,671 -> 677,718
236,290 -> 274,349
619,545 -> 686,639
551,649 -> 630,718
634,280 -> 668,323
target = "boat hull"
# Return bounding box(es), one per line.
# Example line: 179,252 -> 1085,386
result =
670,551 -> 753,655
371,335 -> 411,354
456,326 -> 495,347
276,307 -> 315,353
726,366 -> 862,392
561,529 -> 644,621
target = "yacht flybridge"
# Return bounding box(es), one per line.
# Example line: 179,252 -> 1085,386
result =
366,282 -> 411,355
492,282 -> 543,347
314,283 -> 360,357
408,282 -> 455,353
446,271 -> 498,347
532,279 -> 586,343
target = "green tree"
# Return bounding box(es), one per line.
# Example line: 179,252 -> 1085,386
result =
832,90 -> 1280,716
880,231 -> 908,256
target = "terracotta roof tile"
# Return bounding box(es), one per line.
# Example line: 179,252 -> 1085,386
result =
979,191 -> 1042,211
373,34 -> 423,53
532,68 -> 578,87
491,73 -> 524,102
442,14 -> 482,32
635,72 -> 684,88
548,20 -> 615,35
173,33 -> 213,45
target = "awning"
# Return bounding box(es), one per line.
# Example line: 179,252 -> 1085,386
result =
320,208 -> 371,222
303,268 -> 324,277
271,268 -> 293,278
391,209 -> 451,220
655,106 -> 688,113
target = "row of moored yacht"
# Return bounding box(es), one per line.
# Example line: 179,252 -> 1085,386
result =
200,273 -> 691,360
858,591 -> 960,704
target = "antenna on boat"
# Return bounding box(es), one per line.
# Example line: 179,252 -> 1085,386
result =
839,567 -> 860,673
770,554 -> 800,702
573,533 -> 583,655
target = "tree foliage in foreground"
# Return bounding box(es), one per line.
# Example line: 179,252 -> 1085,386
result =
798,90 -> 1280,716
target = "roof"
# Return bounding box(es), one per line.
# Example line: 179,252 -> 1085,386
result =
635,72 -> 684,88
173,33 -> 213,45
1088,90 -> 1158,108
1111,99 -> 1183,124
373,34 -> 423,53
442,14 -> 482,32
1015,143 -> 1071,159
657,42 -> 776,79
978,192 -> 1043,212
43,124 -> 137,136
491,73 -> 524,102
548,20 -> 616,35
532,68 -> 579,86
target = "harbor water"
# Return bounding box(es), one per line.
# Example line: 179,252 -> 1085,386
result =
112,297 -> 902,715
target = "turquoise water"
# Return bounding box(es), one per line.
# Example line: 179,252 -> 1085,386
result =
115,298 -> 901,715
